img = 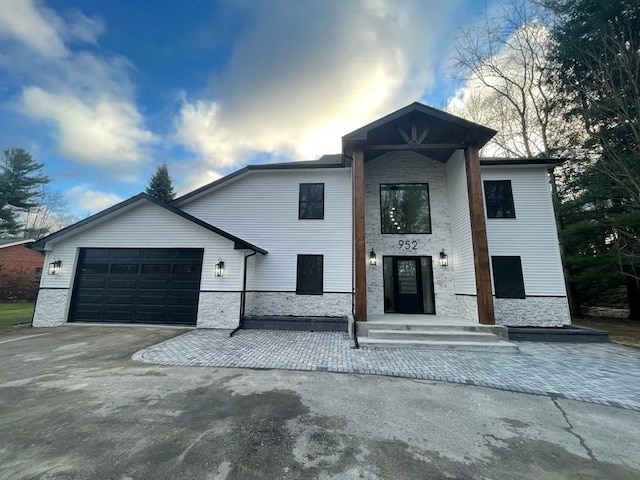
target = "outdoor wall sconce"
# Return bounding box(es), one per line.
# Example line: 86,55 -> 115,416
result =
439,250 -> 449,267
48,258 -> 62,275
369,249 -> 377,266
215,258 -> 225,277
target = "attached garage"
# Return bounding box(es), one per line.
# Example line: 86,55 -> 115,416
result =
70,248 -> 204,325
29,194 -> 267,329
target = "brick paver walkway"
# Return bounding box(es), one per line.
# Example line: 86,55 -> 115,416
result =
133,329 -> 640,411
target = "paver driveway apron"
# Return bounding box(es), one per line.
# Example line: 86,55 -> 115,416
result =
134,329 -> 640,411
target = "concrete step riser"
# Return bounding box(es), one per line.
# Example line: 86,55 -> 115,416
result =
357,339 -> 519,353
357,324 -> 508,340
368,331 -> 499,342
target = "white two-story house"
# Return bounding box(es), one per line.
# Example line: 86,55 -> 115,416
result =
31,103 -> 570,340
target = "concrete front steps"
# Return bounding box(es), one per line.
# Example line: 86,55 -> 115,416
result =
356,317 -> 519,353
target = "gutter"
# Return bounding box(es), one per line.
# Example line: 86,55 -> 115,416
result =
230,249 -> 258,337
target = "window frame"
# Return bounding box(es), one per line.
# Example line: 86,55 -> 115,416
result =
298,183 -> 325,220
483,180 -> 516,219
491,256 -> 526,299
379,183 -> 432,234
295,254 -> 324,295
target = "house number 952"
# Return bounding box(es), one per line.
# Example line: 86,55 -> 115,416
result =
398,240 -> 418,250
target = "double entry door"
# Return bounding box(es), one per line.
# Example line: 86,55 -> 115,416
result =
384,256 -> 435,314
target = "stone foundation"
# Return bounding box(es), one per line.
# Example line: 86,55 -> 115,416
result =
196,292 -> 241,328
456,295 -> 479,323
244,292 -> 352,317
32,289 -> 69,327
494,296 -> 571,327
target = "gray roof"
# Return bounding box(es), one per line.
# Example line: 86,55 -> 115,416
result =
0,238 -> 34,248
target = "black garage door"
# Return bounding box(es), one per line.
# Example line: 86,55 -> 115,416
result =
69,248 -> 203,326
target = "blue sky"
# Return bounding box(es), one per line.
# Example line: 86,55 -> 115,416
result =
0,0 -> 495,215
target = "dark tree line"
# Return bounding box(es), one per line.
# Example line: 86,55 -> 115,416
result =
452,0 -> 640,319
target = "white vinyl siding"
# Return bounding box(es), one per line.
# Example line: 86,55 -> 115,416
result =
482,166 -> 567,296
181,168 -> 352,293
39,201 -> 246,292
446,150 -> 476,295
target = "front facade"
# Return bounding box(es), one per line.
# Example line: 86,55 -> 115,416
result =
31,103 -> 570,329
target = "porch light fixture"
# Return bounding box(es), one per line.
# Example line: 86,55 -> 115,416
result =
369,249 -> 377,266
48,258 -> 62,275
215,258 -> 225,277
439,250 -> 449,267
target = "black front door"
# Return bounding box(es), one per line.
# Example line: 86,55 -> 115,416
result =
392,257 -> 424,313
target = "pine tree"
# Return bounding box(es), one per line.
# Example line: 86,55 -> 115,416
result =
0,147 -> 51,235
145,163 -> 176,202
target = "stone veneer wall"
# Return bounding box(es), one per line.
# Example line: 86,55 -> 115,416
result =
455,295 -> 479,322
32,289 -> 69,327
197,292 -> 241,328
494,296 -> 571,327
244,292 -> 352,318
365,152 -> 458,317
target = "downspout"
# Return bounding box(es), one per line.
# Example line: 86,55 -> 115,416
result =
230,249 -> 257,337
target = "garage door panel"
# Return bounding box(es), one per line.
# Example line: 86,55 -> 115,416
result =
106,294 -> 138,304
76,293 -> 105,303
172,280 -> 201,290
112,250 -> 142,259
139,279 -> 170,289
107,278 -> 138,289
77,277 -> 107,289
83,249 -> 111,260
137,294 -> 168,305
69,248 -> 203,326
170,290 -> 200,300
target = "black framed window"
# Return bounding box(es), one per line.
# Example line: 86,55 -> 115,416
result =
380,183 -> 431,234
484,180 -> 516,218
296,255 -> 323,295
299,183 -> 324,219
491,256 -> 526,298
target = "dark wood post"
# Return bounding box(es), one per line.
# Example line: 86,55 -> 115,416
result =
353,146 -> 367,321
465,143 -> 495,325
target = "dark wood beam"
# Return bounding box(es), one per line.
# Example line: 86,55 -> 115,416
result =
365,143 -> 465,151
465,143 -> 495,325
410,122 -> 417,142
353,147 -> 367,322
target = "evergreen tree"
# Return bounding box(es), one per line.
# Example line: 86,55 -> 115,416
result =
0,147 -> 51,235
145,163 -> 176,202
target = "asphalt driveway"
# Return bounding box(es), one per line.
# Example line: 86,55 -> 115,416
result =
1,325 -> 639,479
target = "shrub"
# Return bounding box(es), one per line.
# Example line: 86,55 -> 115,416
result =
0,268 -> 39,301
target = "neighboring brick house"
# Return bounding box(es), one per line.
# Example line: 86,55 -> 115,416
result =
0,239 -> 45,278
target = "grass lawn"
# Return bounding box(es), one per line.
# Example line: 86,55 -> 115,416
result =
0,302 -> 35,328
573,317 -> 640,349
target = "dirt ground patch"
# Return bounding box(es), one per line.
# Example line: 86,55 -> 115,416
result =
573,317 -> 640,349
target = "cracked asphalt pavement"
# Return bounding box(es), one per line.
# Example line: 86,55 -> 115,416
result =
1,325 -> 639,479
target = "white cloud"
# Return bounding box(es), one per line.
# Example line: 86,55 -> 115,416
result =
0,0 -> 67,58
176,166 -> 223,195
65,184 -> 123,214
173,0 -> 465,171
0,0 -> 154,172
21,86 -> 155,166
